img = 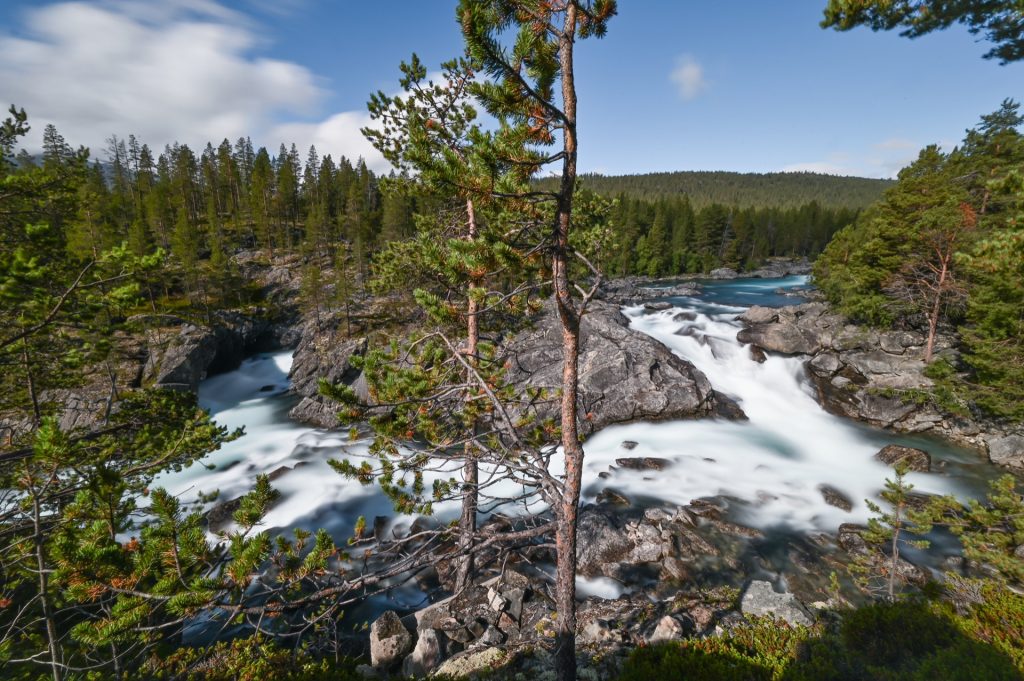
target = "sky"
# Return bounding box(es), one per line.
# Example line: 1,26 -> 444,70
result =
0,0 -> 1021,179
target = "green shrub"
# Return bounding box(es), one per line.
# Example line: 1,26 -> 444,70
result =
144,636 -> 362,681
618,617 -> 809,681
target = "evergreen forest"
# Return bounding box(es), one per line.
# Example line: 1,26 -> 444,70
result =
1,1 -> 1023,680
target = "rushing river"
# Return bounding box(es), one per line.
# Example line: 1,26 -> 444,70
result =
155,276 -> 999,587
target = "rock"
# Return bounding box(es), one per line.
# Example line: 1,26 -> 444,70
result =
402,629 -> 447,678
267,465 -> 291,482
709,267 -> 739,279
740,581 -> 813,627
576,506 -> 633,577
808,352 -> 842,377
288,323 -> 367,427
578,618 -> 623,645
487,587 -> 509,613
737,311 -> 823,355
673,311 -> 697,322
874,444 -> 931,473
818,484 -> 853,512
644,301 -> 673,311
433,648 -> 506,679
369,610 -> 413,670
355,663 -> 380,680
738,306 -> 779,325
614,456 -> 671,471
506,300 -> 739,436
838,523 -> 869,553
986,434 -> 1024,469
477,625 -> 505,647
596,489 -> 630,506
149,326 -> 222,392
620,440 -> 639,450
647,615 -> 687,643
205,497 -> 242,532
749,345 -> 767,363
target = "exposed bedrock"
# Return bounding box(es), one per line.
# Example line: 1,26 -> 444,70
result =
736,302 -> 1024,469
505,300 -> 744,437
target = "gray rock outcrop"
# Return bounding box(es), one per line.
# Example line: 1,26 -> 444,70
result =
287,314 -> 368,427
507,300 -> 743,436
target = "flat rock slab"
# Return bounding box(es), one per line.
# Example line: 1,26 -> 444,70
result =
740,580 -> 813,627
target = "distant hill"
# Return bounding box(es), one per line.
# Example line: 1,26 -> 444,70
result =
537,171 -> 893,210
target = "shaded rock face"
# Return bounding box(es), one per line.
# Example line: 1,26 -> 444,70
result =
286,314 -> 367,428
506,300 -> 741,436
874,444 -> 931,473
147,313 -> 275,393
740,580 -> 813,627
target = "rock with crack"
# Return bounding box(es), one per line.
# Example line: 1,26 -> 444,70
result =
287,320 -> 367,427
506,300 -> 743,436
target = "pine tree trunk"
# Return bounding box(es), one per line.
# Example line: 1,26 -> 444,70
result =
925,256 -> 949,363
553,6 -> 581,680
456,198 -> 480,593
33,494 -> 62,681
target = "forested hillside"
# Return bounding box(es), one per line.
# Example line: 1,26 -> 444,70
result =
598,193 -> 859,277
538,170 -> 892,209
814,100 -> 1024,420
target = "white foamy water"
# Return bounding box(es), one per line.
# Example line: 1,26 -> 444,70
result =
580,280 -> 986,532
154,276 -> 994,549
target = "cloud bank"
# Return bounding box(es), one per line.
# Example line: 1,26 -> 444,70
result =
0,0 -> 386,169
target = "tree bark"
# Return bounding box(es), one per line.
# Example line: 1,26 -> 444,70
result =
553,5 -> 581,680
925,254 -> 950,363
33,493 -> 62,681
455,198 -> 480,593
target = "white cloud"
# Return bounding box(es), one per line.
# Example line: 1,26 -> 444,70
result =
272,111 -> 388,173
0,0 -> 381,167
669,55 -> 707,101
782,140 -> 928,179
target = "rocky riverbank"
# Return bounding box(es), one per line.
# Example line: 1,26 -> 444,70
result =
735,301 -> 1024,469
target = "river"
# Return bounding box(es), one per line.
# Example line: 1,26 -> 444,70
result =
154,276 -> 1000,597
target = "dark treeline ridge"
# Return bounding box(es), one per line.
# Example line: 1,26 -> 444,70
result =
537,170 -> 892,210
597,192 -> 860,277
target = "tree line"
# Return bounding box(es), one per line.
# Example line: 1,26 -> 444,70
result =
598,193 -> 860,277
537,170 -> 892,209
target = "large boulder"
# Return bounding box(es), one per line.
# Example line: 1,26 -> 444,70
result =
402,628 -> 447,678
986,433 -> 1024,469
506,300 -> 741,436
369,610 -> 414,670
740,580 -> 812,627
147,313 -> 272,393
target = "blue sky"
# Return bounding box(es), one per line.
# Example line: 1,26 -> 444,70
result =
0,0 -> 1020,178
